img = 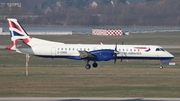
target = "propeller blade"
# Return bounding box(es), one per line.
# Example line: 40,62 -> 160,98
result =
114,54 -> 117,63
115,43 -> 117,51
114,43 -> 118,64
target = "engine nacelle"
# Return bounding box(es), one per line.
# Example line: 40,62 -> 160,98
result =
90,49 -> 114,61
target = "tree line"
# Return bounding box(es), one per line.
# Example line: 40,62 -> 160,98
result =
0,0 -> 180,26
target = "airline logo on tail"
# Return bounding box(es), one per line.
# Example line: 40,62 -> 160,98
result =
8,19 -> 28,37
6,19 -> 31,50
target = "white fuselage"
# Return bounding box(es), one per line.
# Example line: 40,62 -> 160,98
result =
17,38 -> 174,61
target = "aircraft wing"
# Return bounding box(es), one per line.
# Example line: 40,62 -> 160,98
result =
78,51 -> 95,58
78,49 -> 115,61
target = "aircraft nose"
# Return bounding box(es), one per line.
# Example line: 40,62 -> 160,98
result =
169,53 -> 174,59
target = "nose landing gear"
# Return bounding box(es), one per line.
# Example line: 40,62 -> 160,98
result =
159,65 -> 163,69
159,60 -> 165,69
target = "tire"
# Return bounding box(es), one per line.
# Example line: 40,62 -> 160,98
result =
92,62 -> 98,68
85,64 -> 91,69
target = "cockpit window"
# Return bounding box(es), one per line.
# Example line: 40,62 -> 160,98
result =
156,48 -> 166,51
160,48 -> 165,51
156,48 -> 161,51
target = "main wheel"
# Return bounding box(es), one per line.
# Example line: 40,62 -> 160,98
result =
85,64 -> 91,69
92,62 -> 98,68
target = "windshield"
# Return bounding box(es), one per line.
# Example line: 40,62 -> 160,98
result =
156,48 -> 166,51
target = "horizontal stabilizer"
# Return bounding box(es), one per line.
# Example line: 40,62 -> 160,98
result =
16,40 -> 31,48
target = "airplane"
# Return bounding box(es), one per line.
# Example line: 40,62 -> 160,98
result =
6,18 -> 174,69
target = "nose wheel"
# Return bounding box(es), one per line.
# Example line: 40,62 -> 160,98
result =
159,61 -> 163,69
159,66 -> 163,69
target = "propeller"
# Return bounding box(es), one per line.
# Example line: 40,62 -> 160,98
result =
114,43 -> 118,64
114,41 -> 124,63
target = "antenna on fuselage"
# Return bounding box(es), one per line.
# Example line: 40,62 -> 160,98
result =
100,42 -> 103,45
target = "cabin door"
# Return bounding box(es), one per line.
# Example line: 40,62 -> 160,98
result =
51,47 -> 56,56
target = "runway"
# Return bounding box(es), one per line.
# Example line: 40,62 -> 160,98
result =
161,45 -> 180,49
0,97 -> 180,101
0,45 -> 6,50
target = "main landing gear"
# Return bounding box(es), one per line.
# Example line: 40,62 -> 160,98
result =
85,61 -> 98,69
